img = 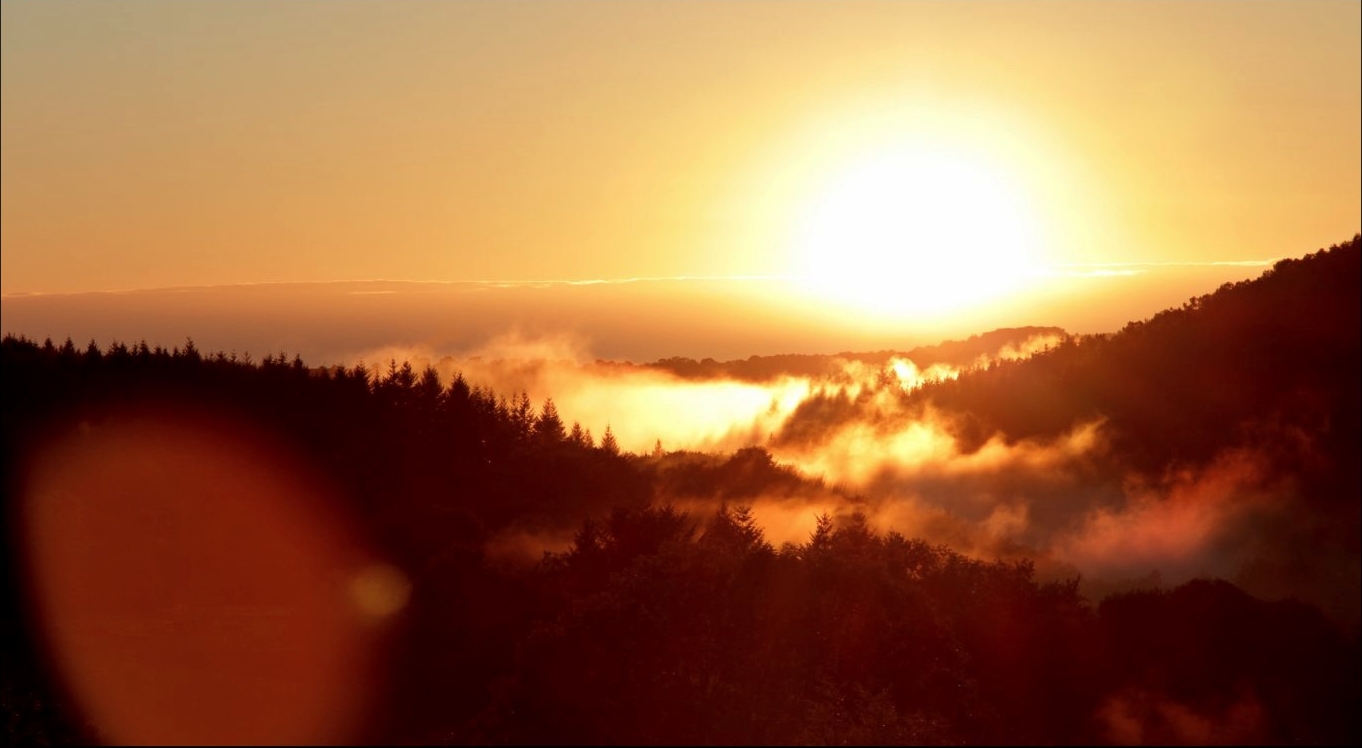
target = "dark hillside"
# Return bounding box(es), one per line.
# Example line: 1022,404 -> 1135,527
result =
918,235 -> 1360,476
640,326 -> 1066,383
899,237 -> 1361,625
1,238 -> 1358,744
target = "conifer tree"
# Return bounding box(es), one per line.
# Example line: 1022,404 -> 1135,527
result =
535,398 -> 567,444
600,424 -> 620,455
569,421 -> 589,448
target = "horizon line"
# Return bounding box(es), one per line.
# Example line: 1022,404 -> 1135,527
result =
0,260 -> 1281,299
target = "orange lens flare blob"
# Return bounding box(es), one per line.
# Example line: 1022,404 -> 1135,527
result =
18,408 -> 401,745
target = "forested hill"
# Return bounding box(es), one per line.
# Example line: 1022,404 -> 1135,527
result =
905,235 -> 1362,628
914,235 -> 1360,477
1,236 -> 1359,745
764,235 -> 1361,629
770,235 -> 1359,482
640,325 -> 1066,382
2,323 -> 1358,744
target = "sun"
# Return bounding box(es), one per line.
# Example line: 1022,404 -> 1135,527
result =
788,140 -> 1042,319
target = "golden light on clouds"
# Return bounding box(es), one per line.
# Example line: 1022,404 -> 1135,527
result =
0,2 -> 1358,743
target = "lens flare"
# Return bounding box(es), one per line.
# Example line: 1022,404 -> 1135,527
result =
18,407 -> 396,745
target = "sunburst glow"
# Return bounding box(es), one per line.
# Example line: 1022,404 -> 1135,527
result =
789,140 -> 1043,318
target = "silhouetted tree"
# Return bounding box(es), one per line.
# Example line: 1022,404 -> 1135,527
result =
599,424 -> 619,455
534,398 -> 566,446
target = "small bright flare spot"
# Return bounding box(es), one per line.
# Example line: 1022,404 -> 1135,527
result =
790,141 -> 1042,318
349,563 -> 412,620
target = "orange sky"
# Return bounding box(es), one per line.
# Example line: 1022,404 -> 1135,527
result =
2,1 -> 1359,328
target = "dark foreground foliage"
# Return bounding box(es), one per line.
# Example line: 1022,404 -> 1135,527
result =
2,237 -> 1359,744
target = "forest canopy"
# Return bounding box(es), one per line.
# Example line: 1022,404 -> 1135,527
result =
2,236 -> 1359,745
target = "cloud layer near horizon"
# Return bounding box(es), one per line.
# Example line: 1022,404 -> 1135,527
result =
340,327 -> 1348,621
6,262 -> 1349,618
1,264 -> 1270,364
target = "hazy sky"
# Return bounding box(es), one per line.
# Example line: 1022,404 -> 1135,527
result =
2,1 -> 1359,324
